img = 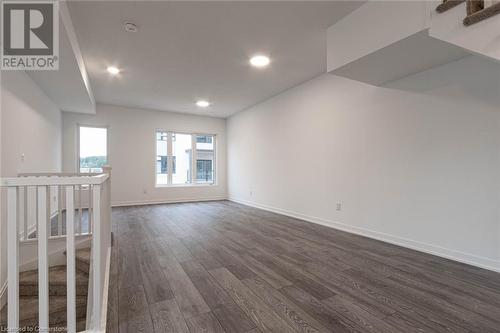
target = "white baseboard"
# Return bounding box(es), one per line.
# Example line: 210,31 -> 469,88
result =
229,197 -> 500,273
112,196 -> 228,207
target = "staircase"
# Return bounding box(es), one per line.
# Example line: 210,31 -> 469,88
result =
0,248 -> 91,332
1,169 -> 112,332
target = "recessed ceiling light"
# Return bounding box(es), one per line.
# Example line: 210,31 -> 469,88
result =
250,55 -> 270,68
196,100 -> 210,108
107,66 -> 120,75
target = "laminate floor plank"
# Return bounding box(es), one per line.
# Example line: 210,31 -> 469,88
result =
300,261 -> 396,318
161,258 -> 211,319
241,253 -> 293,289
149,299 -> 190,333
342,268 -> 472,333
108,201 -> 500,333
247,248 -> 336,301
212,302 -> 257,333
242,276 -> 330,333
185,312 -> 226,333
164,234 -> 195,262
181,237 -> 224,270
206,246 -> 257,280
180,260 -> 233,308
117,285 -> 155,333
279,285 -> 358,333
209,267 -> 299,333
322,295 -> 397,333
139,258 -> 174,305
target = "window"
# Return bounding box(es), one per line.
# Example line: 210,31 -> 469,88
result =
196,135 -> 213,144
195,134 -> 214,183
155,130 -> 215,186
156,131 -> 168,185
197,160 -> 213,182
172,133 -> 192,184
78,126 -> 108,173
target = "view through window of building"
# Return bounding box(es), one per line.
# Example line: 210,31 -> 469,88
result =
156,130 -> 215,186
196,135 -> 214,183
156,131 -> 168,185
79,126 -> 108,173
172,133 -> 192,184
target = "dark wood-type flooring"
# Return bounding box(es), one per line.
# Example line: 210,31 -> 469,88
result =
106,201 -> 500,333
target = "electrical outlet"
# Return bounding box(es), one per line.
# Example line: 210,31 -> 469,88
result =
336,202 -> 342,211
249,190 -> 253,196
143,189 -> 147,194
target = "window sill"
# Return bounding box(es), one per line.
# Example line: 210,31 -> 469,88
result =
155,183 -> 217,188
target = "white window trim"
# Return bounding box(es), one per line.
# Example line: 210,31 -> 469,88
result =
76,124 -> 109,173
155,129 -> 217,187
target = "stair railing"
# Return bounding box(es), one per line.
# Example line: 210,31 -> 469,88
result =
16,171 -> 95,241
1,166 -> 112,333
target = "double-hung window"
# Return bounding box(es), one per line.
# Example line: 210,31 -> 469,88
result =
156,131 -> 215,186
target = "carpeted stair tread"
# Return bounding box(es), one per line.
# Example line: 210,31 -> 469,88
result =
19,265 -> 89,297
63,248 -> 91,274
75,248 -> 90,264
75,248 -> 91,274
0,248 -> 91,331
0,295 -> 87,329
0,247 -> 91,331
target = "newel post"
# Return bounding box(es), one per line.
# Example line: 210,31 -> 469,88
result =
92,165 -> 111,330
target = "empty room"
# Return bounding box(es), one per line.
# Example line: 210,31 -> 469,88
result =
1,0 -> 500,332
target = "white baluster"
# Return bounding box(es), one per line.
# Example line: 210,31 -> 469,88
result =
78,185 -> 83,233
35,187 -> 39,240
92,184 -> 102,330
23,186 -> 28,241
58,185 -> 63,236
66,186 -> 76,333
88,184 -> 93,234
7,187 -> 19,330
38,186 -> 49,332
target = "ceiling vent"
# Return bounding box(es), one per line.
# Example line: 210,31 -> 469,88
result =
124,22 -> 138,33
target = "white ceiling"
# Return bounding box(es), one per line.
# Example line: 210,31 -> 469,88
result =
67,1 -> 362,118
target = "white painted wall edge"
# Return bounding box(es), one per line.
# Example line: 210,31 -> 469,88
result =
59,0 -> 95,110
111,196 -> 227,208
229,197 -> 500,273
97,246 -> 111,333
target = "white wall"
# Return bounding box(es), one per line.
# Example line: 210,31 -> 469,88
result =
227,56 -> 500,272
0,71 -> 62,304
327,0 -> 430,71
62,104 -> 227,206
